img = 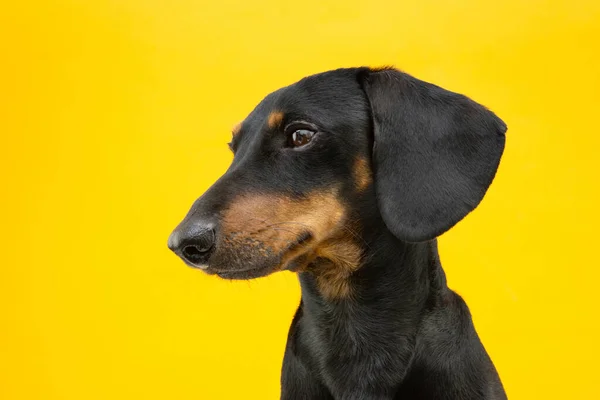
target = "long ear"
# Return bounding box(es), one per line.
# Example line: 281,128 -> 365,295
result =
359,68 -> 506,242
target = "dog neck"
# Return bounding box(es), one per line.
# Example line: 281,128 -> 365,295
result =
298,230 -> 448,321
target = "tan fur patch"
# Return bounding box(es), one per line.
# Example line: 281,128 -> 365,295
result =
232,122 -> 242,137
221,189 -> 362,300
312,239 -> 362,299
353,157 -> 372,192
267,111 -> 284,129
221,190 -> 344,256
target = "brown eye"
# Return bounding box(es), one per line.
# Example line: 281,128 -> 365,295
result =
291,129 -> 315,147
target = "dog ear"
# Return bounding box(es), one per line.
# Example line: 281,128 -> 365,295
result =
359,68 -> 506,242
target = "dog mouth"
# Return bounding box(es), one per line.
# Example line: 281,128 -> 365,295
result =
214,264 -> 275,280
208,231 -> 314,280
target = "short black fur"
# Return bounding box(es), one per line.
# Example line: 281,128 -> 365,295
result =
168,67 -> 507,399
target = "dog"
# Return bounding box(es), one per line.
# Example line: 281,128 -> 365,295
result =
168,67 -> 507,399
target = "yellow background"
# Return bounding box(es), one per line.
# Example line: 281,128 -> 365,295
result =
1,0 -> 599,399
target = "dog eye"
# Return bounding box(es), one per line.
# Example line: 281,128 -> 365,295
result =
290,129 -> 315,148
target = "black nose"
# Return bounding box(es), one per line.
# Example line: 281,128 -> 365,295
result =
168,219 -> 216,268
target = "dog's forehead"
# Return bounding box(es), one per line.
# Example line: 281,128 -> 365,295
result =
240,69 -> 367,135
278,69 -> 366,113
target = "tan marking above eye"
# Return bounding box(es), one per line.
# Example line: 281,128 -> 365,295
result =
354,157 -> 373,192
267,111 -> 284,129
232,122 -> 242,137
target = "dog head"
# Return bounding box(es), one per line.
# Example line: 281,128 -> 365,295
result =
168,67 -> 506,295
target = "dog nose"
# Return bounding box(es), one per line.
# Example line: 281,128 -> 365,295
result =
168,219 -> 216,267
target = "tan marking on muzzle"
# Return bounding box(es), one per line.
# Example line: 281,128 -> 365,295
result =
267,111 -> 284,129
353,157 -> 372,192
221,189 -> 363,300
222,190 -> 344,255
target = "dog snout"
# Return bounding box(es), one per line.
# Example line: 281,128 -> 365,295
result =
168,218 -> 217,268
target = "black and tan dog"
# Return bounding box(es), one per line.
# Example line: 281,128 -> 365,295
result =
168,67 -> 507,399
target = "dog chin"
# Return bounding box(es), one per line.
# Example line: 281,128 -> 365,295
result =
211,263 -> 278,280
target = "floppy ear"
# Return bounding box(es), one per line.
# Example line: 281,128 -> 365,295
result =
359,68 -> 506,242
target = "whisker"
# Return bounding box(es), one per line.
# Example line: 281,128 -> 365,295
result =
246,216 -> 272,224
342,226 -> 370,249
268,220 -> 369,248
266,221 -> 312,229
271,227 -> 303,236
